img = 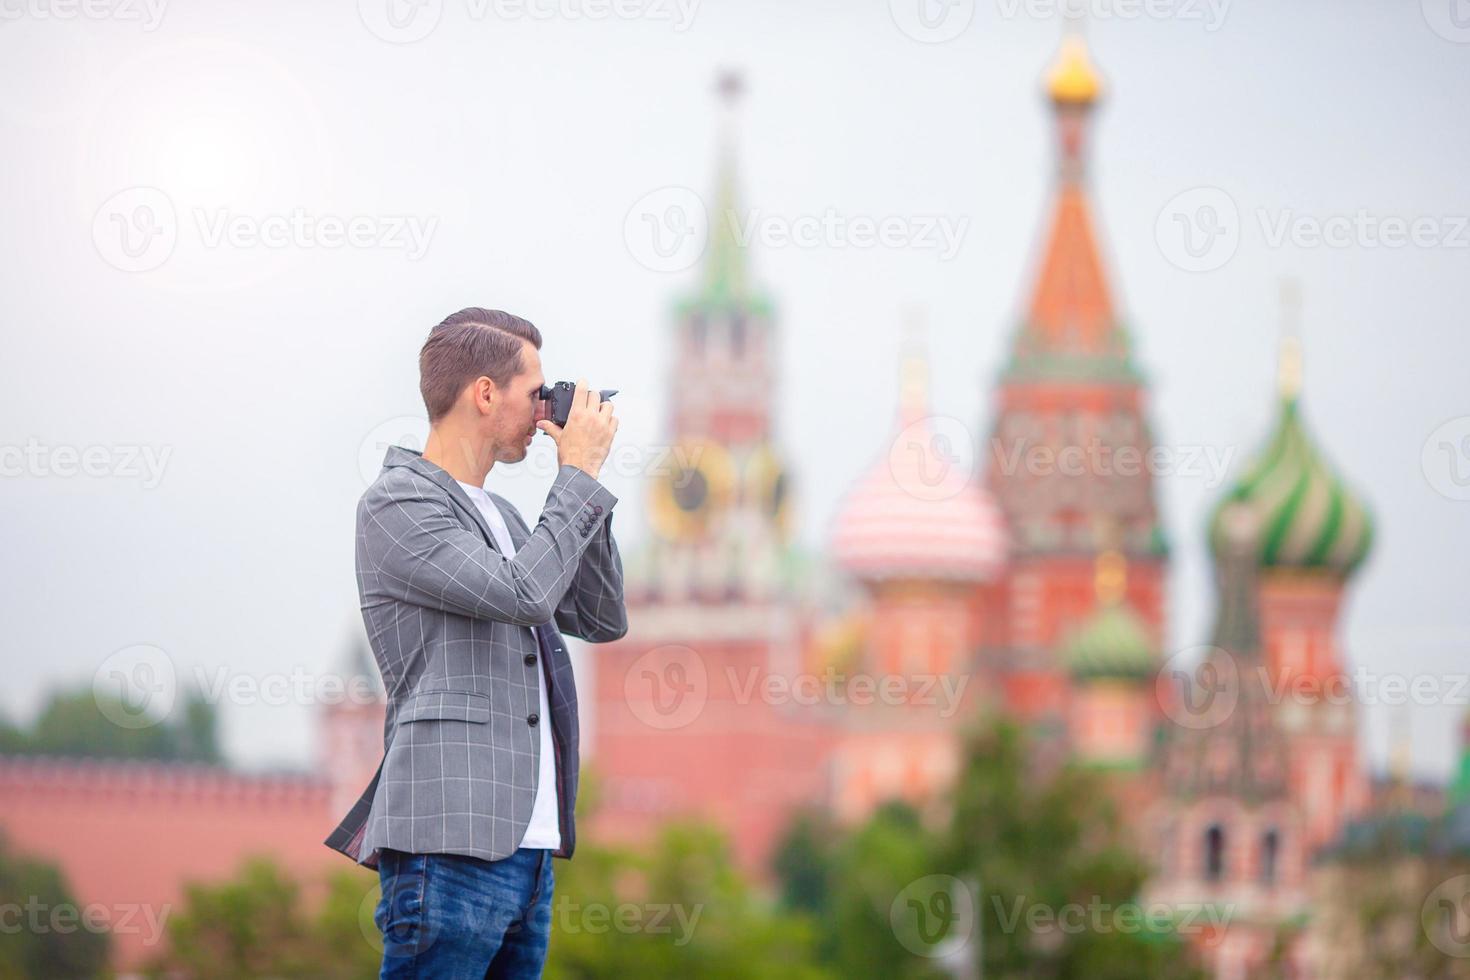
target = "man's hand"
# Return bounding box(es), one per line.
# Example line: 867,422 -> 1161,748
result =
535,378 -> 618,480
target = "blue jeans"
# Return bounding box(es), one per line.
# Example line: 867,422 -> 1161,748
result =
375,847 -> 554,979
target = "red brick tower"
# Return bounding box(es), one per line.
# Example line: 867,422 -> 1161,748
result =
984,34 -> 1169,729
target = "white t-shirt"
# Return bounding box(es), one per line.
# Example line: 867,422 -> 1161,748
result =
457,480 -> 562,852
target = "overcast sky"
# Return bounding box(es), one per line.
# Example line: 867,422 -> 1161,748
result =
2,0 -> 1467,780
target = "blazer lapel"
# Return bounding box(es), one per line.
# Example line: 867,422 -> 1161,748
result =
381,445 -> 503,556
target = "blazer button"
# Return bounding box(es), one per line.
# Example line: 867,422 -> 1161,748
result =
527,712 -> 539,727
524,652 -> 537,666
593,505 -> 603,515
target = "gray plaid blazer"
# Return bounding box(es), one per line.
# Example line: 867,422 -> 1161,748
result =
324,445 -> 626,869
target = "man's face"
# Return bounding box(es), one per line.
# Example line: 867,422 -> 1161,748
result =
489,341 -> 545,464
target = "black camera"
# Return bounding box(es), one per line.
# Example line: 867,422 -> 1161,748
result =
537,382 -> 618,428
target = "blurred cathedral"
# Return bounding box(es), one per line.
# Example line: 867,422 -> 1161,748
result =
3,32 -> 1467,980
586,37 -> 1461,980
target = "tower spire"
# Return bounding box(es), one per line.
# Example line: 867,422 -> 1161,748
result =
701,69 -> 748,306
897,306 -> 929,428
1277,278 -> 1304,403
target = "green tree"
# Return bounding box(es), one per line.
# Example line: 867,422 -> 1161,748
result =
5,685 -> 221,764
774,718 -> 1206,980
144,858 -> 379,979
546,822 -> 832,980
0,832 -> 110,980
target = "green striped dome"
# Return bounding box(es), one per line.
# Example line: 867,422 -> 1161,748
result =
1210,396 -> 1373,576
1063,603 -> 1156,681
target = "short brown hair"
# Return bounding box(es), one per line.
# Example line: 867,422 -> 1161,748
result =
419,308 -> 543,423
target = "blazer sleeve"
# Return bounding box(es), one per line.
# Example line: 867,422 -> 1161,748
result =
552,509 -> 629,642
359,464 -> 618,625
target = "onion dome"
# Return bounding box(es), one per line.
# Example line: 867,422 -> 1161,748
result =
1046,33 -> 1103,106
1063,550 -> 1155,681
831,335 -> 1007,585
1209,334 -> 1373,576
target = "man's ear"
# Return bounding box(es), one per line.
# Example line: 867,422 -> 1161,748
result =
473,376 -> 496,415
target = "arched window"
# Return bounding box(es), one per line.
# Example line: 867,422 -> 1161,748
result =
1260,828 -> 1279,885
1204,824 -> 1226,882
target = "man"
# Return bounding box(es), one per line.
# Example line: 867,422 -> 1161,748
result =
324,307 -> 626,978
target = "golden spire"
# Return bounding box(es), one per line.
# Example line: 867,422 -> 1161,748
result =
1046,34 -> 1102,106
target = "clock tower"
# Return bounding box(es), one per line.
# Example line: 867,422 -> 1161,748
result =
592,73 -> 825,876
